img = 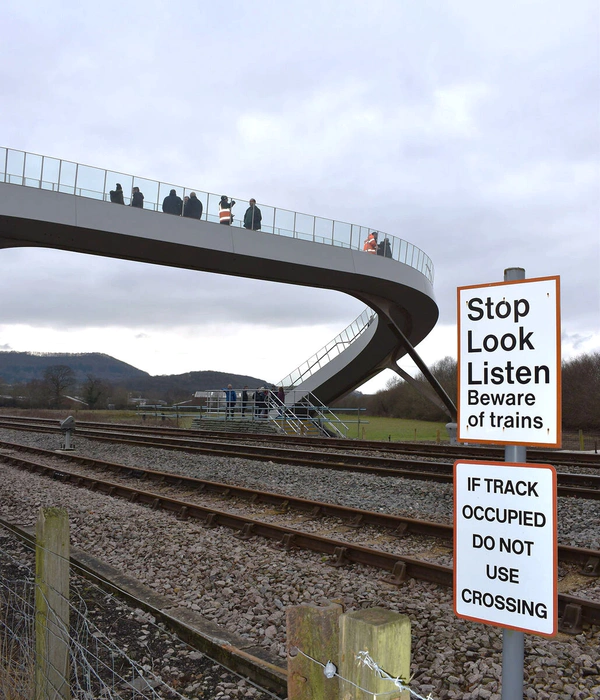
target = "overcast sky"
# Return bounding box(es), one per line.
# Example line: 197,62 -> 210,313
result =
1,0 -> 598,393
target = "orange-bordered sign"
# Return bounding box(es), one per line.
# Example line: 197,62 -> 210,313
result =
454,460 -> 557,637
457,276 -> 561,447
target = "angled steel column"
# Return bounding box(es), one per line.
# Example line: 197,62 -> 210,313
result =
382,303 -> 457,421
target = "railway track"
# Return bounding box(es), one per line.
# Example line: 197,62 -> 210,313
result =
0,415 -> 599,468
0,422 -> 598,499
1,445 -> 599,631
2,440 -> 598,571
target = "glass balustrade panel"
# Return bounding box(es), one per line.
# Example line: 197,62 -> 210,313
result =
76,165 -> 106,201
58,160 -> 77,195
293,213 -> 313,242
314,216 -> 334,245
274,208 -> 295,238
41,157 -> 60,191
333,220 -> 352,249
350,224 -> 364,251
0,148 -> 7,182
205,193 -> 219,224
6,150 -> 25,185
257,204 -> 275,234
23,153 -> 43,188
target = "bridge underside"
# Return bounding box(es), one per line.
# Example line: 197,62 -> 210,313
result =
0,183 -> 441,405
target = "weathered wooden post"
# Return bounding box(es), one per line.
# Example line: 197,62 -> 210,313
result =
287,603 -> 342,700
35,507 -> 70,700
339,607 -> 411,700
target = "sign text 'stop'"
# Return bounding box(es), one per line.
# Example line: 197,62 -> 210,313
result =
457,276 -> 561,447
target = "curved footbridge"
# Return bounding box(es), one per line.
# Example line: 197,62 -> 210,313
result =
0,149 -> 455,418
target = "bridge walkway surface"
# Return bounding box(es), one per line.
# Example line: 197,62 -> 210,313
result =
0,147 -> 453,415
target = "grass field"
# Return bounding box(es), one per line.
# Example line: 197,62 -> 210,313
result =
336,414 -> 449,442
1,408 -> 597,449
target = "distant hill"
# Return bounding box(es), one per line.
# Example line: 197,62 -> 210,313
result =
0,352 -> 271,396
0,352 -> 148,384
125,370 -> 274,395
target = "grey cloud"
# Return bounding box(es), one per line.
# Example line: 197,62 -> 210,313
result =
0,0 -> 597,375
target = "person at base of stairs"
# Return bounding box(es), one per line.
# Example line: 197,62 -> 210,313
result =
254,387 -> 267,419
276,386 -> 285,417
223,384 -> 237,419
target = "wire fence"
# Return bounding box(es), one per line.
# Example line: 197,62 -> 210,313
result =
0,527 -> 279,700
290,645 -> 439,699
0,542 -> 187,698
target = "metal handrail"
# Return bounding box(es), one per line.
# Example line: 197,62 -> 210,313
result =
277,307 -> 375,389
191,389 -> 348,438
0,147 -> 434,282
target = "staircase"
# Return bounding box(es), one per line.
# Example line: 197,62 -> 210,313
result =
190,416 -> 281,435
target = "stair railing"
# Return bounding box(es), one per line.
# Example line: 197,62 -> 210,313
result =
277,308 -> 375,391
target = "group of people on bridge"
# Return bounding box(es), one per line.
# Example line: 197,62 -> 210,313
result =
109,183 -> 393,257
109,183 -> 262,230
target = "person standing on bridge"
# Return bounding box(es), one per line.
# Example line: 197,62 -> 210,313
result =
363,231 -> 378,253
131,186 -> 144,208
184,192 -> 203,219
219,195 -> 235,225
162,189 -> 183,215
243,199 -> 262,230
377,237 -> 392,258
110,183 -> 124,204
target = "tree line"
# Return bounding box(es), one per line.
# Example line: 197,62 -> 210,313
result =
339,352 -> 599,430
0,365 -> 158,410
1,353 -> 598,430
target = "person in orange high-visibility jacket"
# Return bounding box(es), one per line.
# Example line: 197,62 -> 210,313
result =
219,195 -> 235,225
363,231 -> 378,253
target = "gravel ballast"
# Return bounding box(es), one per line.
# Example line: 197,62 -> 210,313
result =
0,428 -> 598,699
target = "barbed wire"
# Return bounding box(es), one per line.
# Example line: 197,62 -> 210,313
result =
0,527 -> 283,699
293,646 -> 437,699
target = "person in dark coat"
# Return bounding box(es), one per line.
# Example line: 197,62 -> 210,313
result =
243,199 -> 262,230
377,237 -> 393,258
162,189 -> 183,215
131,186 -> 144,208
183,192 -> 203,219
241,386 -> 249,416
109,183 -> 124,204
253,387 -> 265,419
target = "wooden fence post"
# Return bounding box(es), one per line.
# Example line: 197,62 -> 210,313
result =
287,603 -> 342,700
339,607 -> 411,700
35,507 -> 70,700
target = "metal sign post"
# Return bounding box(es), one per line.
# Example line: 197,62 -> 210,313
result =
454,267 -> 561,699
503,268 -> 526,699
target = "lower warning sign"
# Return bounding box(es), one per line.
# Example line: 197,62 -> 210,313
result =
454,460 -> 557,636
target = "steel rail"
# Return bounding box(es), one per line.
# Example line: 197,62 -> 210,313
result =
0,516 -> 289,697
1,415 -> 598,468
2,449 -> 599,580
0,426 -> 599,499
